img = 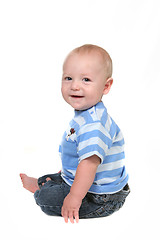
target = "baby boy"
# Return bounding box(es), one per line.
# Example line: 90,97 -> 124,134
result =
20,44 -> 130,223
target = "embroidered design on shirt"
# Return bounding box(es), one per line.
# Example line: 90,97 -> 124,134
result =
66,128 -> 75,141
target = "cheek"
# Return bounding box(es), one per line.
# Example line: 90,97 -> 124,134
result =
92,87 -> 105,102
97,84 -> 106,95
61,82 -> 68,93
89,85 -> 103,97
61,85 -> 67,99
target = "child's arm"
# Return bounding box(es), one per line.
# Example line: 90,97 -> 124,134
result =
61,155 -> 100,223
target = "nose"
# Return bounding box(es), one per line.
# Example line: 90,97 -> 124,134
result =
71,79 -> 80,91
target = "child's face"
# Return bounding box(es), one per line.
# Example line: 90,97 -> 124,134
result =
61,52 -> 112,111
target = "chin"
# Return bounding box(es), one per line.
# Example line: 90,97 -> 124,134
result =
71,105 -> 85,111
75,105 -> 92,111
69,101 -> 95,111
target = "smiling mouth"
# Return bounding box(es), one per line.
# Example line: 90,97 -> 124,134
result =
70,95 -> 84,98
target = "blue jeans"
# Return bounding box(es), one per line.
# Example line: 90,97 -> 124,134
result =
34,173 -> 130,219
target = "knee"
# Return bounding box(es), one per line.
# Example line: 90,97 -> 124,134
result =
34,187 -> 51,206
34,188 -> 62,217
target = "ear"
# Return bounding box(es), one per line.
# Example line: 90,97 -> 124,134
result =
103,77 -> 113,95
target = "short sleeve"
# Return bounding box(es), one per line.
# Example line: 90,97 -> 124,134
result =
77,122 -> 112,164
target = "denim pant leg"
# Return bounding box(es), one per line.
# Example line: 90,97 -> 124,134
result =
34,173 -> 130,219
79,184 -> 130,219
34,173 -> 70,216
37,173 -> 62,188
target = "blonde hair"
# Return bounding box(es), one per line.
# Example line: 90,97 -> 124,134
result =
65,44 -> 113,78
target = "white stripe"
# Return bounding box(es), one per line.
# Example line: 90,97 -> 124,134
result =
78,137 -> 108,155
114,130 -> 124,142
97,159 -> 124,172
105,114 -> 112,133
79,151 -> 104,163
97,108 -> 105,120
61,167 -> 76,176
61,174 -> 73,186
95,175 -> 121,184
88,106 -> 105,121
96,108 -> 105,120
107,145 -> 124,155
74,115 -> 86,126
88,107 -> 97,121
67,169 -> 76,175
77,122 -> 111,140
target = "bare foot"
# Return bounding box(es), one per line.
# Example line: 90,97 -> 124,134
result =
20,173 -> 39,193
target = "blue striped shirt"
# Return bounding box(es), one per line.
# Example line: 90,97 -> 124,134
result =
59,102 -> 129,194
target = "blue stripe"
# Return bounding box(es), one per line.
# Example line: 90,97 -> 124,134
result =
89,174 -> 129,194
100,109 -> 108,126
103,152 -> 125,164
70,119 -> 80,130
109,119 -> 118,139
115,127 -> 121,137
59,145 -> 62,153
85,111 -> 94,122
62,169 -> 74,180
106,167 -> 127,186
62,175 -> 73,186
62,168 -> 75,180
95,167 -> 123,180
76,109 -> 94,123
112,139 -> 125,147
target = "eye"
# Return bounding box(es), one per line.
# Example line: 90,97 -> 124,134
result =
65,77 -> 72,81
82,78 -> 91,82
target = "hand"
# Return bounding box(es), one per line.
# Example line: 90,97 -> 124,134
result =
61,193 -> 82,223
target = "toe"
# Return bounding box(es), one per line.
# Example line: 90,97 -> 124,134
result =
46,177 -> 51,181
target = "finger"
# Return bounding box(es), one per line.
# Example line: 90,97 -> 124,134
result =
61,208 -> 68,223
74,211 -> 79,223
69,211 -> 74,224
63,212 -> 69,223
64,216 -> 68,223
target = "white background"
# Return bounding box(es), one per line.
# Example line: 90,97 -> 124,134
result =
0,0 -> 160,239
